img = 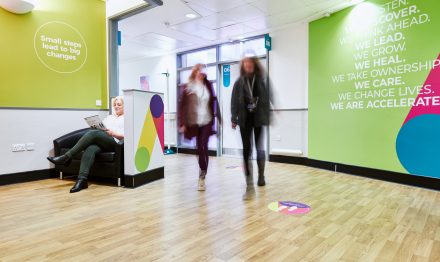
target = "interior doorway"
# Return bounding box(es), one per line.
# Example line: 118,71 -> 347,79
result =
175,37 -> 269,157
107,0 -> 163,100
218,59 -> 268,158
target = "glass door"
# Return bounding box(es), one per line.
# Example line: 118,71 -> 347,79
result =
220,63 -> 242,157
219,59 -> 268,158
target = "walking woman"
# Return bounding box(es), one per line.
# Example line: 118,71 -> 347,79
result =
47,96 -> 124,193
179,64 -> 220,191
231,56 -> 270,200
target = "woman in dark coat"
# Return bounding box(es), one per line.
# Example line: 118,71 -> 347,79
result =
179,64 -> 220,191
231,56 -> 270,200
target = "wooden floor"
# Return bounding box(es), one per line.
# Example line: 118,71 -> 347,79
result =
0,154 -> 439,262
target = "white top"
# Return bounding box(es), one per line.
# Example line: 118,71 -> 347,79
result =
103,114 -> 124,142
187,81 -> 212,126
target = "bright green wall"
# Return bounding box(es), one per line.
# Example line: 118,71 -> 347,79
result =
309,0 -> 440,173
0,0 -> 107,109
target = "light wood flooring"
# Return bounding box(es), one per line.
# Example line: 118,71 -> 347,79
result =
0,154 -> 439,261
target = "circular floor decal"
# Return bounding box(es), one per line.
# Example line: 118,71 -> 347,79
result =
268,201 -> 311,215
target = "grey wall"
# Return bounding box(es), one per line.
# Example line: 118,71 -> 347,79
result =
268,23 -> 309,157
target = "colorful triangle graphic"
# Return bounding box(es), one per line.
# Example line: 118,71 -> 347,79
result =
153,113 -> 164,151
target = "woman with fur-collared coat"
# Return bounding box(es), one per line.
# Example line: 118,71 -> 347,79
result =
179,64 -> 220,191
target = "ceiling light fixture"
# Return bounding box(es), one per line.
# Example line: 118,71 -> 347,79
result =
185,13 -> 197,19
0,0 -> 36,14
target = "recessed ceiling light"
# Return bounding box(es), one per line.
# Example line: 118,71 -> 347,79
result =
237,36 -> 245,40
185,13 -> 197,19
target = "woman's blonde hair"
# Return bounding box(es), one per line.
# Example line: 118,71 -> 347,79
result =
112,96 -> 124,115
113,96 -> 124,105
188,63 -> 205,83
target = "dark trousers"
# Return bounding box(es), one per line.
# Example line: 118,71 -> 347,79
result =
196,124 -> 211,174
66,129 -> 117,180
240,115 -> 266,177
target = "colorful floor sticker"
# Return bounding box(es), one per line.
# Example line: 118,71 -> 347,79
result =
226,165 -> 241,170
268,201 -> 311,215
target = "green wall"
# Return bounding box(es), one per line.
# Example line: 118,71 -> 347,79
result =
309,0 -> 440,175
0,0 -> 107,109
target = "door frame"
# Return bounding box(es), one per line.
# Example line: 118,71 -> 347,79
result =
108,0 -> 163,103
217,60 -> 241,157
217,54 -> 269,158
175,36 -> 270,157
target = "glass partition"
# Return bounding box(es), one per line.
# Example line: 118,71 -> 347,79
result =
179,66 -> 217,84
243,38 -> 266,57
219,38 -> 265,62
177,36 -> 266,153
180,48 -> 217,68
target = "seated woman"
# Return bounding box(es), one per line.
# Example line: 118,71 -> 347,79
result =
47,96 -> 124,193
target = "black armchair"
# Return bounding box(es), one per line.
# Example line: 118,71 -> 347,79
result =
52,128 -> 124,186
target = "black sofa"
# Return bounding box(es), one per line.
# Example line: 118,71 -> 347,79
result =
52,128 -> 124,186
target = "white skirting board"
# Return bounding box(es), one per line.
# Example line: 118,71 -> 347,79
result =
270,149 -> 303,157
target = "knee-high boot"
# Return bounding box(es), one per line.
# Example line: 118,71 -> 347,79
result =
257,160 -> 266,186
243,162 -> 255,200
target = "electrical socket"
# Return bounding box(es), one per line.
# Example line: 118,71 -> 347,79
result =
96,100 -> 102,106
12,144 -> 26,152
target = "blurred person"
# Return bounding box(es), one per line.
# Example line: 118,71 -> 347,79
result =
47,97 -> 124,193
179,64 -> 221,191
231,56 -> 270,200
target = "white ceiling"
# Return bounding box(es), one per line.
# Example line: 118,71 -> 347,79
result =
118,0 -> 358,63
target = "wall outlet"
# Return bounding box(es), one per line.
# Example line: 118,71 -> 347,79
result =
96,100 -> 102,106
12,144 -> 26,152
26,143 -> 35,151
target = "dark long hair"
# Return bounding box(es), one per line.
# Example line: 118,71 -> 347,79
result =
239,56 -> 264,78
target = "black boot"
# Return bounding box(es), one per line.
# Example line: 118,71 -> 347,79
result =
243,161 -> 255,200
47,155 -> 71,166
257,160 -> 266,186
70,179 -> 88,193
243,174 -> 255,200
257,174 -> 266,186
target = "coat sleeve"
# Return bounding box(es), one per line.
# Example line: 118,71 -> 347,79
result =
214,97 -> 222,124
207,80 -> 222,124
231,80 -> 240,124
178,84 -> 187,128
267,76 -> 276,110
